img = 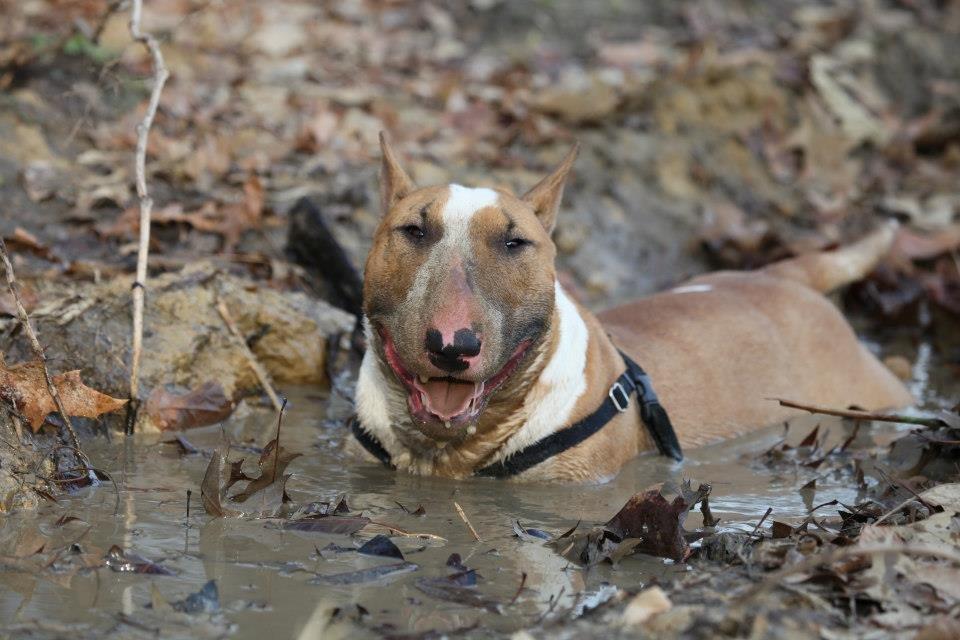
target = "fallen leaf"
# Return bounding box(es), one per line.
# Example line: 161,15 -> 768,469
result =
228,440 -> 301,503
604,488 -> 696,562
357,535 -> 404,559
145,381 -> 235,431
414,573 -> 503,613
105,545 -> 175,575
308,561 -> 418,585
0,360 -> 127,432
200,451 -> 238,518
282,516 -> 370,535
172,580 -> 220,613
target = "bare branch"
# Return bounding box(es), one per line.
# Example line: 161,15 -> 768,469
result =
0,239 -> 87,462
215,298 -> 284,414
126,0 -> 170,434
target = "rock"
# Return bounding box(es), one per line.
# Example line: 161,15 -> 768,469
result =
2,262 -> 355,431
0,407 -> 55,512
531,71 -> 620,124
621,586 -> 672,627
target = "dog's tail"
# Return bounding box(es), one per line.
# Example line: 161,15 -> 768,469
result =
762,221 -> 898,294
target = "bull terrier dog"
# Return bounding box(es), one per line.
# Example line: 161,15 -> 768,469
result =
348,134 -> 912,482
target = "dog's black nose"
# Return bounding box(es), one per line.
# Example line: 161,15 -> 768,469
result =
425,328 -> 481,373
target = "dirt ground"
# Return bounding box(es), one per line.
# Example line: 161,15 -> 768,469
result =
1,0 -> 960,638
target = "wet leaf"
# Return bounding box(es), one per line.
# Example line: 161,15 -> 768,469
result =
229,445 -> 301,503
512,520 -> 552,542
603,488 -> 695,562
414,574 -> 503,613
172,580 -> 220,613
0,360 -> 126,432
309,561 -> 418,585
200,450 -> 238,518
105,545 -> 175,576
357,535 -> 403,560
145,381 -> 235,431
282,516 -> 370,535
396,501 -> 426,516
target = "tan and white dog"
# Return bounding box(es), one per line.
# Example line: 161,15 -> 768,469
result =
348,134 -> 912,482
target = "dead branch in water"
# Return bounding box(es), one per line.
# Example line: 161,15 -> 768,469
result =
772,398 -> 954,429
0,239 -> 91,469
215,299 -> 284,413
126,0 -> 170,434
454,501 -> 482,542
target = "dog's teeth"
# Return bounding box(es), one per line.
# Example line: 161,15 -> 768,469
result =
466,425 -> 476,436
418,375 -> 429,384
444,420 -> 451,429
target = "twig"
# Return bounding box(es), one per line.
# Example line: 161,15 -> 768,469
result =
91,0 -> 125,44
750,507 -> 773,536
0,240 -> 92,468
735,542 -> 960,604
772,398 -> 950,429
215,299 -> 283,413
453,501 -> 481,542
272,398 -> 287,482
509,572 -> 527,605
126,0 -> 170,434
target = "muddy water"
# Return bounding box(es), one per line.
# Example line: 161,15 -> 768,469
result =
0,328 -> 954,638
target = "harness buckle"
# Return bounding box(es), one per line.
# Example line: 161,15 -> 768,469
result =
609,382 -> 630,412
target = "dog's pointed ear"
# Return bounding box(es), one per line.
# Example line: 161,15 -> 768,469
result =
379,132 -> 415,214
522,142 -> 579,233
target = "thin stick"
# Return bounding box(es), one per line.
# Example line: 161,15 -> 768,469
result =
454,501 -> 481,542
0,240 -> 89,461
751,507 -> 773,536
272,398 -> 287,482
126,0 -> 170,434
215,299 -> 283,413
772,398 -> 950,429
186,489 -> 191,520
735,542 -> 960,604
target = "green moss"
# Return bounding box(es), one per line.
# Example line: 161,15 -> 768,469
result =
62,34 -> 112,63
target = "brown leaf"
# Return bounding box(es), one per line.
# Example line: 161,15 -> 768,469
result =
229,443 -> 300,503
0,361 -> 127,432
145,381 -> 235,431
200,450 -> 238,518
604,489 -> 693,562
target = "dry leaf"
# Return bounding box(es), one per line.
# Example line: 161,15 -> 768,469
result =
0,360 -> 127,432
145,381 -> 234,431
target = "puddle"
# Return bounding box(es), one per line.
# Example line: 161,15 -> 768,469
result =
1,322 -> 955,638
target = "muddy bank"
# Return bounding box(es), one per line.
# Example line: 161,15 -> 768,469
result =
1,262 -> 354,431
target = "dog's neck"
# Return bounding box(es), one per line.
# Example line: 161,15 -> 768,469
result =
354,281 -> 610,477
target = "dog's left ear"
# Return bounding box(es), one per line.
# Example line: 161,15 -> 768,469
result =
522,142 -> 579,233
379,132 -> 416,215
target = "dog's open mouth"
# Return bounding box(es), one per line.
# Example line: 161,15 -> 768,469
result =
378,329 -> 529,429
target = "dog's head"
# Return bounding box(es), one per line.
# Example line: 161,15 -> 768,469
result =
363,133 -> 578,440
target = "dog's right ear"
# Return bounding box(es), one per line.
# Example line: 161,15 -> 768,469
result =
379,132 -> 415,214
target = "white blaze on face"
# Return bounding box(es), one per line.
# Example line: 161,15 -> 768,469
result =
440,184 -> 500,252
404,184 -> 500,310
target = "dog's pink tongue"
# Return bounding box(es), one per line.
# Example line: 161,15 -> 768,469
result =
421,379 -> 475,420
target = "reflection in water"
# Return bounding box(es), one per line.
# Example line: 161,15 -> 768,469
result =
0,332 -> 951,637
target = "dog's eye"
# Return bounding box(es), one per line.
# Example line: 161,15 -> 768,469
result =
401,224 -> 425,241
505,237 -> 530,250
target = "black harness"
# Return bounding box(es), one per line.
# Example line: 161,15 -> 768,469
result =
350,350 -> 682,478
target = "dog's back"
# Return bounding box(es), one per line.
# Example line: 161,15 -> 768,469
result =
600,223 -> 911,448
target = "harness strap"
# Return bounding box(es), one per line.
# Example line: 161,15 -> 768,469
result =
350,350 -> 683,477
350,416 -> 394,468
